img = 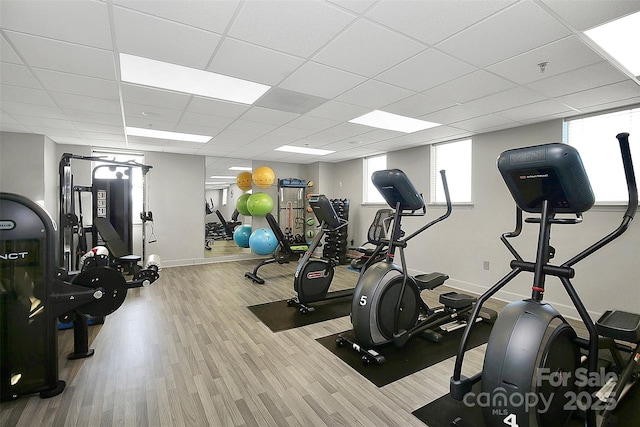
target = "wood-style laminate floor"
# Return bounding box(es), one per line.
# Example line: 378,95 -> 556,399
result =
1,259 -> 505,427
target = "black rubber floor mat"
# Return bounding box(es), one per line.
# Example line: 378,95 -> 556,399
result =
248,297 -> 352,332
412,377 -> 640,427
316,322 -> 492,387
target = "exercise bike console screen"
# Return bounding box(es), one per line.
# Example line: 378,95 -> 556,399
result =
309,195 -> 341,229
497,143 -> 595,214
371,169 -> 425,211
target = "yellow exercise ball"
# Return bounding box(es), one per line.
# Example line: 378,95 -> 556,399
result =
253,166 -> 275,189
236,172 -> 253,191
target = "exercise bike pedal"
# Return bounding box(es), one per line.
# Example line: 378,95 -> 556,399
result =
439,292 -> 475,309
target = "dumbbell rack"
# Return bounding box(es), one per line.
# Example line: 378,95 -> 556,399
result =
322,198 -> 349,265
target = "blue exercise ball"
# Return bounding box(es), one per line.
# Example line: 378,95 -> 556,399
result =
233,224 -> 252,248
249,228 -> 277,255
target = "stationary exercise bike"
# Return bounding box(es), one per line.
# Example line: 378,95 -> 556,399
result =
337,169 -> 496,364
450,133 -> 639,427
287,194 -> 352,314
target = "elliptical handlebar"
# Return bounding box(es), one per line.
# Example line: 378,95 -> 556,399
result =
404,170 -> 452,242
616,132 -> 638,221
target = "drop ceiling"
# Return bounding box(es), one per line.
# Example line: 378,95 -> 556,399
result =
1,0 -> 640,182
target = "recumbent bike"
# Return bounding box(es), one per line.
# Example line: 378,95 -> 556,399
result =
450,133 -> 639,427
337,169 -> 496,364
287,194 -> 352,313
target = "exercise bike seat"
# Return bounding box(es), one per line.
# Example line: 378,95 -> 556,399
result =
439,292 -> 476,309
596,310 -> 640,343
414,272 -> 449,291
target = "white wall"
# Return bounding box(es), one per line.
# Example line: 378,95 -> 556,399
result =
0,132 -> 46,203
332,120 -> 640,320
144,151 -> 204,267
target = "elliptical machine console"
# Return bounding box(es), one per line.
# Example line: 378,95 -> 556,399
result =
450,133 -> 639,427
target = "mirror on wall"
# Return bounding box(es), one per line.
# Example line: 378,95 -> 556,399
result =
204,157 -> 254,260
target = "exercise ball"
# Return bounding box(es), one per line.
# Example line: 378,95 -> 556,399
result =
233,224 -> 252,248
252,166 -> 275,188
246,192 -> 274,216
249,228 -> 277,255
236,193 -> 252,216
237,172 -> 252,191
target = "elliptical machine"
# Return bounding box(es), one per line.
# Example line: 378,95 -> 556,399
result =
450,133 -> 639,427
337,169 -> 496,364
287,194 -> 351,314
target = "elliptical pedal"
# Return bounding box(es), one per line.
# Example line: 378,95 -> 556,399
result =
439,292 -> 475,309
596,310 -> 640,343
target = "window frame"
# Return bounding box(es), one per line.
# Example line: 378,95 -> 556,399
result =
563,104 -> 640,206
362,154 -> 388,204
430,138 -> 472,205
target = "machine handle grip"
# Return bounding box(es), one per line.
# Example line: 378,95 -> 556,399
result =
616,132 -> 638,220
439,169 -> 453,219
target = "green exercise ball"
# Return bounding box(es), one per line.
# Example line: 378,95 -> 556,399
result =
236,193 -> 252,216
246,192 -> 274,216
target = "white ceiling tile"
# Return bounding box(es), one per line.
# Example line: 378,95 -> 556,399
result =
335,80 -> 413,109
526,62 -> 628,97
383,93 -> 456,118
540,0 -> 640,31
173,123 -> 224,138
0,0 -> 112,49
313,19 -> 425,77
226,119 -> 278,135
0,84 -> 56,106
33,69 -> 119,99
46,136 -> 88,146
5,31 -> 116,80
73,122 -> 124,135
113,6 -> 221,69
465,87 -> 546,113
63,109 -> 123,126
377,49 -> 477,92
569,97 -> 640,117
304,122 -> 370,144
0,62 -> 40,88
0,123 -> 30,133
266,125 -> 318,142
11,114 -> 77,130
487,36 -> 604,84
124,102 -> 184,123
279,61 -> 366,98
350,129 -> 402,144
161,146 -> 202,155
450,114 -> 516,132
121,84 -> 191,111
78,131 -> 126,143
306,100 -> 370,121
327,0 -> 376,14
437,1 -> 571,67
22,127 -> 81,139
1,112 -> 21,125
423,70 -> 517,104
367,0 -> 515,45
187,96 -> 250,118
1,34 -> 22,64
112,0 -> 240,33
557,81 -> 640,111
125,117 -> 178,132
179,112 -> 234,130
497,99 -> 575,122
209,38 -> 305,86
229,0 -> 355,58
421,105 -> 486,125
0,101 -> 66,119
285,116 -> 341,132
240,106 -> 299,126
49,92 -> 122,116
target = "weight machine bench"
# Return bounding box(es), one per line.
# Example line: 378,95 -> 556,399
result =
244,213 -> 308,284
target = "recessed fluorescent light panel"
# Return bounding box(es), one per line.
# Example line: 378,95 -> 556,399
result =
349,110 -> 440,133
229,166 -> 253,171
126,126 -> 211,143
584,11 -> 640,76
119,53 -> 271,104
275,145 -> 335,156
